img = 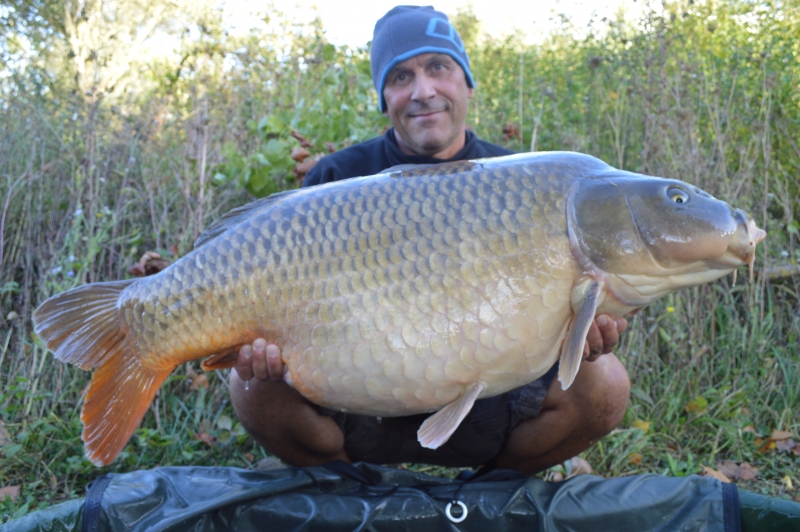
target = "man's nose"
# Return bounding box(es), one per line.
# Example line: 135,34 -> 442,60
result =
411,73 -> 436,101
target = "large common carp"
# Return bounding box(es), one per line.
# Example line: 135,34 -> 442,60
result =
33,152 -> 765,466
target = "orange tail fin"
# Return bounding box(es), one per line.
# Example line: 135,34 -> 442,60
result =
33,280 -> 174,466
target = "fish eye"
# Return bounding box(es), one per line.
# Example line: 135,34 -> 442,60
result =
667,188 -> 689,204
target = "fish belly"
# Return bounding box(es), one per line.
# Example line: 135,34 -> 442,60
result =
123,158 -> 582,417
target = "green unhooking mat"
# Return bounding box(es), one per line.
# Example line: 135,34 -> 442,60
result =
4,461 -> 800,531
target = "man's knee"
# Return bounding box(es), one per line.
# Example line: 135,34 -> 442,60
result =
543,354 -> 630,436
582,354 -> 630,436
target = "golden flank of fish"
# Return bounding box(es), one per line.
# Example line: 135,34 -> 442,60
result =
33,152 -> 766,466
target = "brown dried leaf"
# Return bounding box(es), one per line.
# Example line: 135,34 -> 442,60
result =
792,446 -> 800,457
716,461 -> 742,479
169,243 -> 179,258
325,142 -> 337,153
128,251 -> 170,277
739,462 -> 758,480
684,395 -> 709,414
0,485 -> 20,501
628,453 -> 643,465
127,262 -> 145,276
776,439 -> 797,452
567,456 -> 593,477
194,432 -> 215,446
502,122 -> 519,141
189,374 -> 209,391
742,425 -> 758,435
290,130 -> 313,148
290,147 -> 311,162
632,419 -> 651,433
770,430 -> 793,441
293,153 -> 324,183
701,465 -> 731,483
758,440 -> 777,453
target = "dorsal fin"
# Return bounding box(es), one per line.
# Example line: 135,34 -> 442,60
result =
194,189 -> 302,249
380,163 -> 438,174
382,160 -> 478,177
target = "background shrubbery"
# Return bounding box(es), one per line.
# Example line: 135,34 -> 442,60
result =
1,0 -> 798,521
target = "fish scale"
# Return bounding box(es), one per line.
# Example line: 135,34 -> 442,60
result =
33,151 -> 765,465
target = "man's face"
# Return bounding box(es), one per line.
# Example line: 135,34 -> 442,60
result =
382,53 -> 474,159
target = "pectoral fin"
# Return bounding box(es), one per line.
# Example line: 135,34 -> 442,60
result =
201,349 -> 241,370
558,281 -> 601,390
417,382 -> 486,449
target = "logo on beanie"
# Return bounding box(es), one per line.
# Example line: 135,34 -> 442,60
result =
425,18 -> 465,52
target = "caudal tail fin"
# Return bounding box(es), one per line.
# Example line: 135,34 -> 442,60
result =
33,280 -> 173,466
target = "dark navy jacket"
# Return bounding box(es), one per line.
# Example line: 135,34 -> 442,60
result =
302,128 -> 514,187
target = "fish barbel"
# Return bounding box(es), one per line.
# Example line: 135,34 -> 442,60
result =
33,152 -> 766,466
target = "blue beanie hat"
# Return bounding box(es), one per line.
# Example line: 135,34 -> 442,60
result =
371,5 -> 475,112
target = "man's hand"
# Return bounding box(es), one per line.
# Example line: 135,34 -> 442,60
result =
236,338 -> 284,382
583,314 -> 627,362
235,314 -> 628,382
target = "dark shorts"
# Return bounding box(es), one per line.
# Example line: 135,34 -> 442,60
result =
326,364 -> 559,467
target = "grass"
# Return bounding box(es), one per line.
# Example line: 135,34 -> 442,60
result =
590,293 -> 799,499
1,0 -> 799,523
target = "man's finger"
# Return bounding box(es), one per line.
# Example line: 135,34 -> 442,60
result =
616,317 -> 628,335
266,343 -> 283,381
252,338 -> 269,381
235,344 -> 253,381
596,314 -> 619,355
584,320 -> 604,360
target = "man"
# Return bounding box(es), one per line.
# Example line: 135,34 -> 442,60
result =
230,6 -> 630,474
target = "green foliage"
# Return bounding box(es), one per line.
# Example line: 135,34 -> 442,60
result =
213,41 -> 387,196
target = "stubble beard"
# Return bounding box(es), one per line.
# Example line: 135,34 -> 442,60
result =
397,102 -> 461,157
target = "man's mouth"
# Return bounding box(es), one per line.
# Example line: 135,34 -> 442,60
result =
407,105 -> 448,118
409,110 -> 444,118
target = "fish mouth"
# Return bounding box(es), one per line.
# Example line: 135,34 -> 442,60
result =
711,209 -> 766,280
602,208 -> 766,308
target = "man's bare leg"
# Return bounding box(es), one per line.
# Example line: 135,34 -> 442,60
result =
489,353 -> 630,475
229,371 -> 350,466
